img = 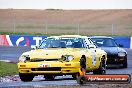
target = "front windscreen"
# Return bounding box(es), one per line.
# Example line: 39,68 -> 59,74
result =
91,38 -> 118,47
39,37 -> 86,48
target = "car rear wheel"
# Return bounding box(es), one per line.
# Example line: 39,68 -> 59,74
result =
93,65 -> 106,74
19,73 -> 34,82
93,56 -> 106,74
44,75 -> 55,80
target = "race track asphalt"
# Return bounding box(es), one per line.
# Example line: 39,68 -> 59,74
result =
0,46 -> 132,87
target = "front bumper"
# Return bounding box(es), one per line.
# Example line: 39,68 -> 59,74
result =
106,55 -> 127,65
18,61 -> 80,75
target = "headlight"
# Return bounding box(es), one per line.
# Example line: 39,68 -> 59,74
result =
61,55 -> 74,62
118,52 -> 125,57
67,56 -> 74,61
19,55 -> 30,62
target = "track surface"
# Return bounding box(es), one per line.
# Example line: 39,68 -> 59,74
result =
0,46 -> 132,87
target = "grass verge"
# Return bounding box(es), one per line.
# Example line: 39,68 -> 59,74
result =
0,32 -> 131,36
0,61 -> 18,77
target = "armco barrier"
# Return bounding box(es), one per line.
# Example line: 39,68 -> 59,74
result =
0,35 -> 131,49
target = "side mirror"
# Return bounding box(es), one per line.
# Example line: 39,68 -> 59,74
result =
118,44 -> 123,47
89,44 -> 96,49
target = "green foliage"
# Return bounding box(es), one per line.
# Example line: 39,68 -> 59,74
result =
0,61 -> 18,77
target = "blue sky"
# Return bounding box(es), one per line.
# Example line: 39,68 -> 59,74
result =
0,0 -> 132,9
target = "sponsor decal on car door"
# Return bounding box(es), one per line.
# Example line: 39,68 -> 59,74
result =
91,50 -> 97,66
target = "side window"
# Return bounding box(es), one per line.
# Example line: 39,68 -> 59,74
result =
84,38 -> 91,48
84,38 -> 97,48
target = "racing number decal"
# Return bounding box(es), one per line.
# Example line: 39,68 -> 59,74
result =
92,55 -> 96,66
91,51 -> 96,66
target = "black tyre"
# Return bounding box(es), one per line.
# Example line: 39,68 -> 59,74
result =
93,57 -> 106,74
44,75 -> 55,80
122,59 -> 128,68
19,73 -> 34,82
72,74 -> 77,79
93,67 -> 106,74
72,73 -> 80,79
77,76 -> 86,85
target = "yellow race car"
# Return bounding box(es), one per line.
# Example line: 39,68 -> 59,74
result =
18,35 -> 107,81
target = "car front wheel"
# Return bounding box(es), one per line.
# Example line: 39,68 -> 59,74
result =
44,75 -> 55,80
77,76 -> 86,85
72,73 -> 80,79
19,73 -> 34,82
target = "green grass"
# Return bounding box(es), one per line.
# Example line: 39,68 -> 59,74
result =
0,61 -> 18,77
0,32 -> 47,36
15,24 -> 108,30
16,24 -> 77,30
0,32 -> 76,36
0,23 -> 132,36
16,25 -> 42,29
0,31 -> 131,36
